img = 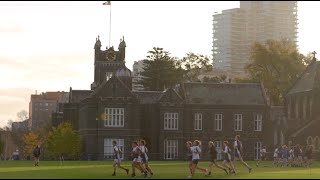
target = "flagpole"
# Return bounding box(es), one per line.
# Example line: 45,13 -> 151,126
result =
109,3 -> 111,48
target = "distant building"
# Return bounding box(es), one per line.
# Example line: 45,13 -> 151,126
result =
29,91 -> 69,130
11,120 -> 28,132
212,8 -> 247,75
213,1 -> 298,76
132,60 -> 146,91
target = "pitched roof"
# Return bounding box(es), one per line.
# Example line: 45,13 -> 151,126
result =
132,91 -> 163,104
70,90 -> 93,103
182,82 -> 267,105
287,59 -> 320,95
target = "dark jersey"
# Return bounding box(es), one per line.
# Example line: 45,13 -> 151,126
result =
33,147 -> 40,156
294,147 -> 300,157
209,146 -> 217,160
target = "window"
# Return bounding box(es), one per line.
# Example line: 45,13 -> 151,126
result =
234,114 -> 242,131
164,140 -> 178,160
45,103 -> 48,106
214,141 -> 223,160
164,112 -> 178,130
215,114 -> 223,131
307,136 -> 313,146
106,72 -> 113,81
194,113 -> 202,130
104,138 -> 124,159
254,114 -> 262,131
104,108 -> 124,127
254,142 -> 261,160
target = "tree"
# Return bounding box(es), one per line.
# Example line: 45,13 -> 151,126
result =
246,39 -> 306,105
177,52 -> 213,82
46,122 -> 80,160
202,75 -> 227,83
34,120 -> 52,160
22,131 -> 41,158
138,47 -> 184,91
17,110 -> 28,121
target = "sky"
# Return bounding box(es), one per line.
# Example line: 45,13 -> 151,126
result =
0,1 -> 319,127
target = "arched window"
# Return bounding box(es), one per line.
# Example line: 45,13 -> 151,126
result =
314,136 -> 320,151
307,136 -> 313,146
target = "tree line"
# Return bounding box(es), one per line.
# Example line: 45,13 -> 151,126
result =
137,39 -> 312,106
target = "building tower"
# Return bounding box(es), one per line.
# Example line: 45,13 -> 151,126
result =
91,36 -> 126,90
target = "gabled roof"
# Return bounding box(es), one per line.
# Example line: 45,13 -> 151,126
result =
158,88 -> 183,103
182,82 -> 267,105
69,90 -> 93,103
287,58 -> 320,95
132,91 -> 163,104
88,75 -> 133,99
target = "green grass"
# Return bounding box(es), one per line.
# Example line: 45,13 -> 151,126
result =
0,160 -> 318,179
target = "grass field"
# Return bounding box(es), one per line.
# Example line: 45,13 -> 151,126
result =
0,160 -> 319,179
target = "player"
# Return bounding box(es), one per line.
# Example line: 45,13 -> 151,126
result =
222,141 -> 236,175
281,145 -> 288,167
272,146 -> 280,167
233,135 -> 252,173
256,145 -> 267,167
205,141 -> 228,176
111,140 -> 129,176
131,141 -> 147,178
139,139 -> 154,177
33,145 -> 41,166
188,140 -> 208,178
288,146 -> 294,167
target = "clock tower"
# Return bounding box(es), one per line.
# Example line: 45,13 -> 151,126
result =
91,36 -> 126,90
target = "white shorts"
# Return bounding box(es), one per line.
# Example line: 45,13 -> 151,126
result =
114,159 -> 121,164
133,157 -> 142,163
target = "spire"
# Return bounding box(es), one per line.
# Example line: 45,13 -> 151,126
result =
94,35 -> 102,49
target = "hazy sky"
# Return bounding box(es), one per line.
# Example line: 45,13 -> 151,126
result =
0,1 -> 319,127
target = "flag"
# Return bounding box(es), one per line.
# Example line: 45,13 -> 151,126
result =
103,1 -> 111,5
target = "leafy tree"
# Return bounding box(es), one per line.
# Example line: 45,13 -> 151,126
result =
46,122 -> 80,160
139,47 -> 184,91
246,39 -> 306,105
177,52 -> 213,82
34,120 -> 52,160
22,131 -> 41,158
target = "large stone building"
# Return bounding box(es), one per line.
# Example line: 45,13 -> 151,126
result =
285,56 -> 320,155
29,91 -> 69,130
62,37 -> 275,161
